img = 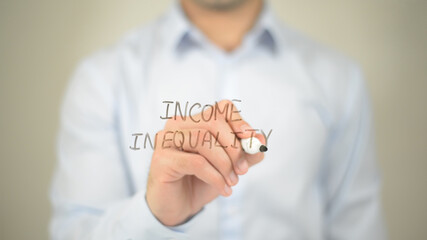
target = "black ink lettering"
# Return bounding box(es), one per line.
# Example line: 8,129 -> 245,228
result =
261,129 -> 273,146
130,133 -> 143,150
230,131 -> 241,149
230,99 -> 242,122
214,131 -> 227,148
189,130 -> 200,149
201,131 -> 212,148
162,131 -> 173,148
189,103 -> 201,123
173,131 -> 185,149
245,129 -> 258,148
201,104 -> 214,122
144,133 -> 154,150
160,101 -> 174,120
174,101 -> 189,121
214,101 -> 229,121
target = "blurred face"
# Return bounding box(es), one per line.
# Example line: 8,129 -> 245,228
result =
191,0 -> 250,10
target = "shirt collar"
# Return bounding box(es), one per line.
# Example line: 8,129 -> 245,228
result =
163,0 -> 280,55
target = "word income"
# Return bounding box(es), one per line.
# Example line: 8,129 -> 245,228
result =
160,99 -> 243,122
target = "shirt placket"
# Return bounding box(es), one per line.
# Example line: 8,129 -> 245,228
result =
214,55 -> 244,240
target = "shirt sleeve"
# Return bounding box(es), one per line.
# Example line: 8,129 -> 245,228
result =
49,57 -> 191,240
322,65 -> 387,239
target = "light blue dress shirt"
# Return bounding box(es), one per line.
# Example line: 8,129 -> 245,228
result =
50,1 -> 386,239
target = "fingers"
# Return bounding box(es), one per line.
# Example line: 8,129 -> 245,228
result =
168,129 -> 239,186
214,100 -> 266,173
203,118 -> 248,175
157,149 -> 232,197
205,100 -> 266,175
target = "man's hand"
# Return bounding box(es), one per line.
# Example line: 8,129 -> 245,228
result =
146,100 -> 265,226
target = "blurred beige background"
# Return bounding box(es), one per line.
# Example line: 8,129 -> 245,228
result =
1,0 -> 426,239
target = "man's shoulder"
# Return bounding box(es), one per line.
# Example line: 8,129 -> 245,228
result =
66,19 -> 165,105
81,19 -> 160,68
275,22 -> 366,120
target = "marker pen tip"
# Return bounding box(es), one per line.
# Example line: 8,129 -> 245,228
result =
259,145 -> 268,152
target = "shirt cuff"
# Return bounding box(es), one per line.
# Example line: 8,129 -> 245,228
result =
168,207 -> 205,233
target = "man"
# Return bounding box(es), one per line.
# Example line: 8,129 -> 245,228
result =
50,0 -> 386,239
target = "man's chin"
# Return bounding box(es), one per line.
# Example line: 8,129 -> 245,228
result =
191,0 -> 249,11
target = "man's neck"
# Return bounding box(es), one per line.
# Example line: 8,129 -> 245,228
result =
180,0 -> 263,52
